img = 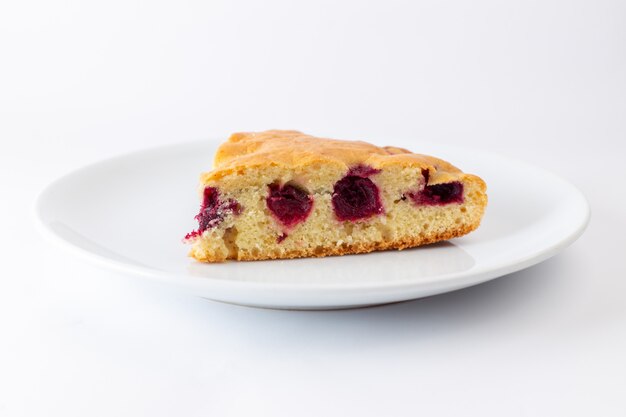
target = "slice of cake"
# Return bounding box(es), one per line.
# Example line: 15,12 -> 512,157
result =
184,130 -> 487,262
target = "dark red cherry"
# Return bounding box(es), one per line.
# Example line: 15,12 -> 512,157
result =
195,187 -> 221,231
410,181 -> 464,205
184,187 -> 241,239
266,183 -> 314,228
332,175 -> 383,221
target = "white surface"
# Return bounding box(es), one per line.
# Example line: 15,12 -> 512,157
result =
1,0 -> 625,415
35,141 -> 589,309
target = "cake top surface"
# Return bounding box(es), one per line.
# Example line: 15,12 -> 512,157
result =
206,130 -> 464,182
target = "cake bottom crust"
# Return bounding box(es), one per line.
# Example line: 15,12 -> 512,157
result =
190,222 -> 478,262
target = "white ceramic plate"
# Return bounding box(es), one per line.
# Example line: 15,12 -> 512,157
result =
34,140 -> 589,309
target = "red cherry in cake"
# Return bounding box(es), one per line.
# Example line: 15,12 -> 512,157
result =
332,169 -> 383,221
196,187 -> 242,229
184,187 -> 241,239
410,182 -> 464,205
409,171 -> 464,205
266,183 -> 314,228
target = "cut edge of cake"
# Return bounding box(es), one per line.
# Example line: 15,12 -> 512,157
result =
185,130 -> 487,262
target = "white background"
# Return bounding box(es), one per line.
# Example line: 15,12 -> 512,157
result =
1,0 -> 625,416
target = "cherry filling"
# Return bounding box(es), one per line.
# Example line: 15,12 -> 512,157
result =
266,183 -> 313,228
184,187 -> 241,240
332,175 -> 383,221
410,181 -> 464,205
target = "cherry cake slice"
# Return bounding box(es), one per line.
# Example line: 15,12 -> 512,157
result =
185,130 -> 487,262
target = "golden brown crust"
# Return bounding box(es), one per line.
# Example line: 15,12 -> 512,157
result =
205,130 -> 464,183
